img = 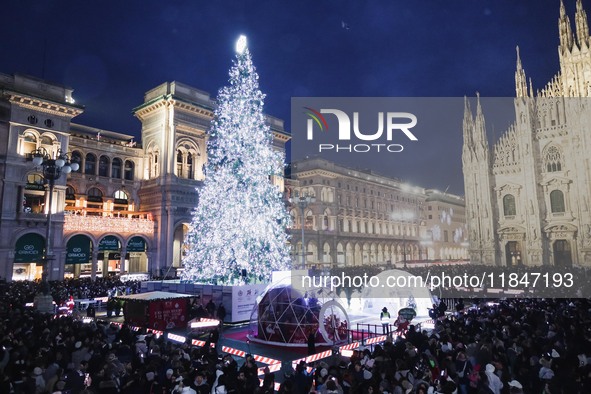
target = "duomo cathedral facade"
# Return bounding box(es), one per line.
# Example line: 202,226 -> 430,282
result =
463,0 -> 591,266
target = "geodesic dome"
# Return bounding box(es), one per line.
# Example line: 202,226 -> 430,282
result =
248,275 -> 349,347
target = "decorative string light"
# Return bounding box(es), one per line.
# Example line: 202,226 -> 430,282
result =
64,215 -> 154,234
181,36 -> 291,285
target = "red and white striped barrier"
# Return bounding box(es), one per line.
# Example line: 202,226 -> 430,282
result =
253,354 -> 281,365
147,328 -> 164,337
291,349 -> 333,369
167,333 -> 186,343
365,335 -> 387,345
189,339 -> 215,348
257,363 -> 282,376
222,345 -> 246,358
339,342 -> 361,351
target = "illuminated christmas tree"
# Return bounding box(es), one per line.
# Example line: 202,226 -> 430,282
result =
181,36 -> 291,285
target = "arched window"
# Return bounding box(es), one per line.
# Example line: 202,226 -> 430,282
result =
187,153 -> 194,179
40,135 -> 53,147
114,190 -> 128,200
550,190 -> 565,213
87,187 -> 103,216
112,158 -> 122,179
71,151 -> 82,173
305,210 -> 314,229
85,153 -> 96,175
503,194 -> 516,216
113,190 -> 128,211
87,187 -> 103,201
65,185 -> 76,208
21,132 -> 37,155
288,210 -> 297,229
176,150 -> 183,178
99,155 -> 110,177
149,151 -> 159,178
66,185 -> 76,197
124,160 -> 134,180
545,146 -> 562,172
26,173 -> 44,186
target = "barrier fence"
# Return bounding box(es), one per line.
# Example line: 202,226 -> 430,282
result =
83,305 -> 462,393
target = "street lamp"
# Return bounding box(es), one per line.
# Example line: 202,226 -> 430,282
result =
31,148 -> 78,294
289,191 -> 315,269
391,211 -> 415,266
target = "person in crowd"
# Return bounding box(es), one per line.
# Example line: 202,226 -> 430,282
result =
393,311 -> 409,335
380,307 -> 391,335
308,330 -> 316,355
205,299 -> 216,318
217,304 -> 226,323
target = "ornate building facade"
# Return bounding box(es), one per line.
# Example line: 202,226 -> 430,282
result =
463,0 -> 591,266
286,158 -> 468,268
423,190 -> 469,261
0,73 -> 289,281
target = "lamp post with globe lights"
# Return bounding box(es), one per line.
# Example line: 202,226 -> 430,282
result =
289,192 -> 316,269
31,148 -> 78,295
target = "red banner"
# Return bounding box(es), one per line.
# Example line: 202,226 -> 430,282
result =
148,298 -> 188,329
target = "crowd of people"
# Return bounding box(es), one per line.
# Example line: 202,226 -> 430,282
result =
280,298 -> 591,394
2,278 -> 142,308
2,275 -> 591,393
0,278 -> 259,394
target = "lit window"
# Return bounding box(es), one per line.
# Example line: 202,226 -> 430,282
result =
114,190 -> 128,200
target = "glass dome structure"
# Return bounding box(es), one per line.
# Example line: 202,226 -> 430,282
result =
248,275 -> 349,347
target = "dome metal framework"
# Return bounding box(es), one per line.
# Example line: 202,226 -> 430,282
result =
248,278 -> 349,347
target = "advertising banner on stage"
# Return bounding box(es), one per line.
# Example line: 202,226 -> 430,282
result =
148,298 -> 188,329
231,284 -> 266,322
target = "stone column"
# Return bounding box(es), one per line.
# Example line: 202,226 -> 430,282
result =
91,249 -> 98,281
119,244 -> 127,274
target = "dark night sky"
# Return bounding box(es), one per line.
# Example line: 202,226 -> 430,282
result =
0,1 -> 571,194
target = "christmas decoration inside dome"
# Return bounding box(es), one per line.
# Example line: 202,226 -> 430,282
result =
248,275 -> 349,347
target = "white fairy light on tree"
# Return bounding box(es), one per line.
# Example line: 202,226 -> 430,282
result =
181,35 -> 291,285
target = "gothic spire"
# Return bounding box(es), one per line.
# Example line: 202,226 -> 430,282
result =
463,96 -> 474,146
462,96 -> 475,162
559,0 -> 574,51
515,46 -> 528,97
474,92 -> 489,151
575,0 -> 590,48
